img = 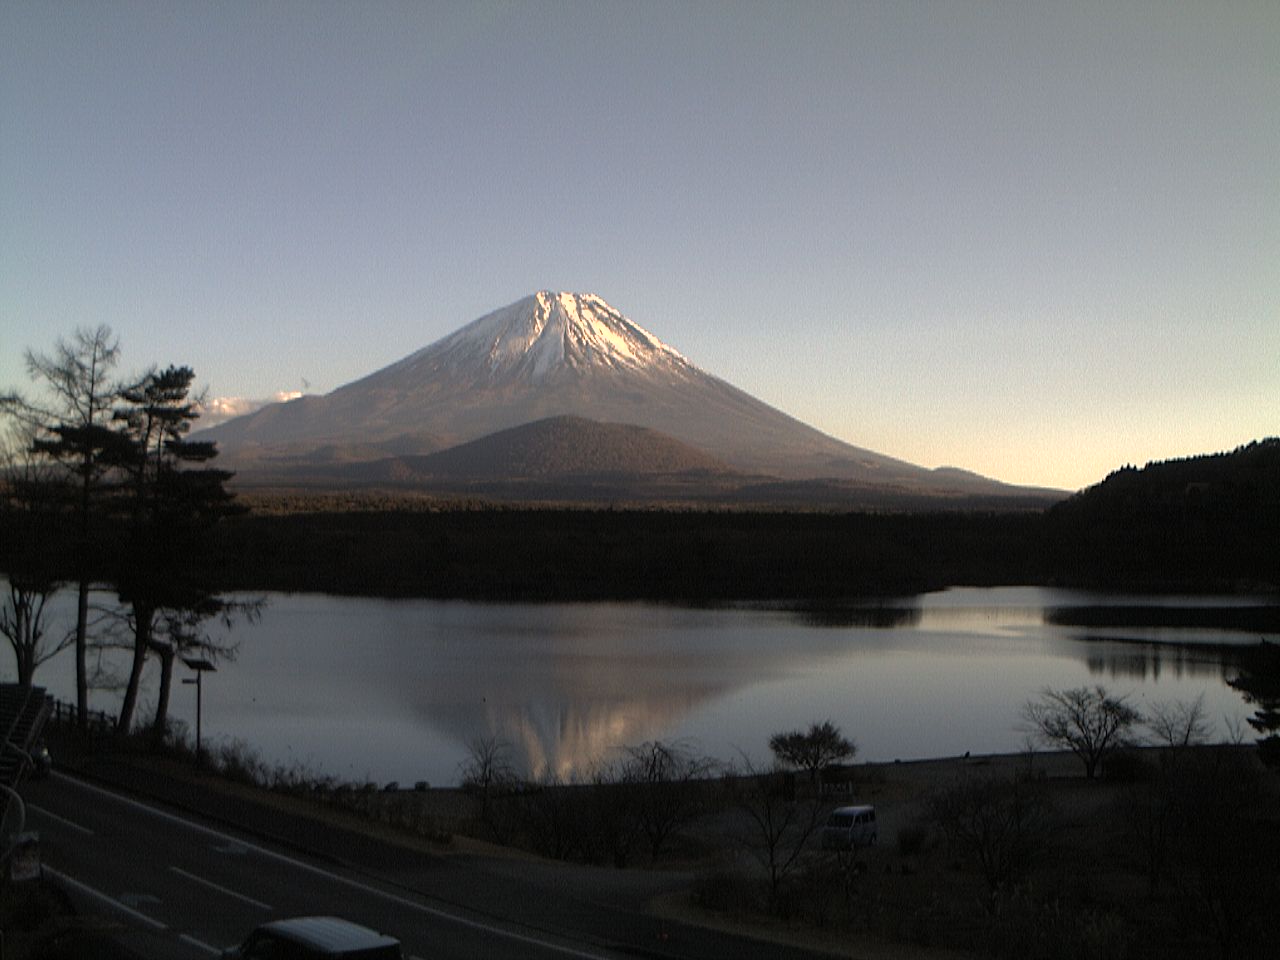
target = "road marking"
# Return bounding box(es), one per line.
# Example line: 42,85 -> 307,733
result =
28,803 -> 95,835
45,864 -> 226,958
42,866 -> 167,931
170,865 -> 273,910
119,891 -> 163,909
178,933 -> 222,956
52,771 -> 619,959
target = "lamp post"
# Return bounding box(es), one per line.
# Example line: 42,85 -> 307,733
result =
181,656 -> 216,764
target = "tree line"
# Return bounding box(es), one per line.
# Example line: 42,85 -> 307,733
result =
1043,438 -> 1280,591
163,436 -> 1279,601
1,326 -> 249,736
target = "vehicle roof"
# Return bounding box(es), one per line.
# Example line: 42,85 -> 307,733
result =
256,917 -> 399,952
830,804 -> 875,815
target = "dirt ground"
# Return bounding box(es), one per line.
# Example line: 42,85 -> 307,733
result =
342,749 -> 1145,959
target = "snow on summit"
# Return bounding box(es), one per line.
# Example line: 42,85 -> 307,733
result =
395,291 -> 692,384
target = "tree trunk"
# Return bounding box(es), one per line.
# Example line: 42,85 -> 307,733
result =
77,431 -> 94,729
14,620 -> 35,688
75,577 -> 89,727
17,614 -> 35,687
117,601 -> 153,734
150,641 -> 175,742
5,586 -> 32,687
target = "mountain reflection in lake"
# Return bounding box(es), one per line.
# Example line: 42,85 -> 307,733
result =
18,586 -> 1276,786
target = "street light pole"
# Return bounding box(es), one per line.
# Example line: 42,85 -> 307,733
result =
181,657 -> 216,764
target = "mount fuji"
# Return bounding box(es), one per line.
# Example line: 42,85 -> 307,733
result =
199,292 -> 1061,504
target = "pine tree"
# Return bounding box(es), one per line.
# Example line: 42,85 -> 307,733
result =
108,366 -> 242,735
1229,642 -> 1280,766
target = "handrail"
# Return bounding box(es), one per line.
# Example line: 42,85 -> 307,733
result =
2,740 -> 33,766
1,685 -> 53,793
0,685 -> 36,864
0,683 -> 36,754
0,781 -> 27,865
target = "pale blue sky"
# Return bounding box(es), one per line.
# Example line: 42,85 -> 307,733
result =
3,1 -> 1276,490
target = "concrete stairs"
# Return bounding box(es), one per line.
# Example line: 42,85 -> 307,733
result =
1,683 -> 53,788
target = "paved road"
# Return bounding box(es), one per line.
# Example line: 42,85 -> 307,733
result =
22,771 -> 835,960
26,771 -> 631,959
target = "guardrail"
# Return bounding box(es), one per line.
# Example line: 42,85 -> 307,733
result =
45,697 -> 116,735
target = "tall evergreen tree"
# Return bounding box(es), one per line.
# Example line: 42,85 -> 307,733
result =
108,366 -> 242,735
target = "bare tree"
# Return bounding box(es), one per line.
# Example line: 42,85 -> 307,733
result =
768,720 -> 857,784
1146,694 -> 1213,749
1021,686 -> 1143,779
460,735 -> 519,792
4,326 -> 123,720
621,739 -> 715,859
1,578 -> 66,687
927,771 -> 1051,905
728,753 -> 828,903
0,423 -> 70,685
459,735 -> 519,839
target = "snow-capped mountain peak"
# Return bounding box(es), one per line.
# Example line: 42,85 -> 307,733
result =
199,290 -> 1057,500
395,291 -> 692,384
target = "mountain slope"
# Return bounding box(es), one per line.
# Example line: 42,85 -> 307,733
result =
200,291 -> 1059,499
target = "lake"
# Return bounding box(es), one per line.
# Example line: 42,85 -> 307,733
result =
15,586 -> 1275,786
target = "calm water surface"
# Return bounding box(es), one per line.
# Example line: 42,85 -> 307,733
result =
19,586 -> 1274,786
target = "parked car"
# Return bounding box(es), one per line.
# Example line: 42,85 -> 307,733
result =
821,804 -> 878,850
222,916 -> 402,959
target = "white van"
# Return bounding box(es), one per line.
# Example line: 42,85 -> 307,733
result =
821,804 -> 878,850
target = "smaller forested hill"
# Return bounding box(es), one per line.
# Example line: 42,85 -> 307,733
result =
1046,439 -> 1280,590
363,416 -> 737,481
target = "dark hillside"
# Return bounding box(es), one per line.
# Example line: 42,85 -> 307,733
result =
1045,439 -> 1280,591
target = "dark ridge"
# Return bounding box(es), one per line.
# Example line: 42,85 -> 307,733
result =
1044,438 -> 1280,591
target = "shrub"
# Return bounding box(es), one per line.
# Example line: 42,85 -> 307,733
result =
897,822 -> 931,857
979,891 -> 1127,960
1101,749 -> 1153,783
926,771 -> 1051,903
691,869 -> 765,915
